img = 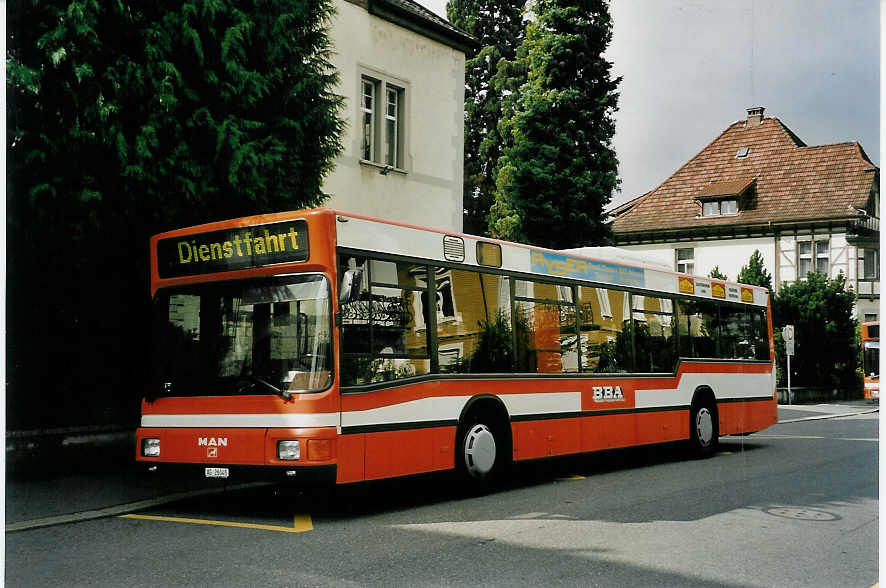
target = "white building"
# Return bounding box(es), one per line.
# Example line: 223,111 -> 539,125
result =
323,0 -> 475,232
610,107 -> 880,321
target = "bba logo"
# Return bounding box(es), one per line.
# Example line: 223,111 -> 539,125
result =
592,386 -> 624,402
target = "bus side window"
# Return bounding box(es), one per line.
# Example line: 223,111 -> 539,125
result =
677,300 -> 718,359
435,269 -> 513,374
339,257 -> 431,386
719,304 -> 772,361
752,308 -> 770,360
578,286 -> 632,373
513,279 -> 577,374
632,295 -> 676,372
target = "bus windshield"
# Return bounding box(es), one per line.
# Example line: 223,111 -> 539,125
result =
150,275 -> 332,399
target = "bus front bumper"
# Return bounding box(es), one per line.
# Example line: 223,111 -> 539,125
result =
142,462 -> 337,485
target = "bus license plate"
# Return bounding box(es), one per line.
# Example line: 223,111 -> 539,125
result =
205,467 -> 229,479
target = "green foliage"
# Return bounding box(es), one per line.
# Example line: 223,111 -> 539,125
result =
772,273 -> 858,387
447,0 -> 525,236
466,311 -> 514,373
7,0 -> 344,428
488,0 -> 621,249
737,250 -> 773,292
708,266 -> 728,280
596,322 -> 633,373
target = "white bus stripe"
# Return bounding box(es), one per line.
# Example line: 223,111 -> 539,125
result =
140,413 -> 339,428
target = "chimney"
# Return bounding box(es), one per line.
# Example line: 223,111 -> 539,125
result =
746,106 -> 765,127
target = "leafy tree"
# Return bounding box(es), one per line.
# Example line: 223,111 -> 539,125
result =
7,0 -> 344,428
709,266 -> 728,280
466,311 -> 514,373
772,273 -> 857,388
737,250 -> 773,292
447,0 -> 525,236
488,0 -> 621,249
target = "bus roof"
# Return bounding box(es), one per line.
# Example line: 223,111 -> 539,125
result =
151,208 -> 769,306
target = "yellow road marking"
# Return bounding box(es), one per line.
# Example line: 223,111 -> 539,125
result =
716,451 -> 734,455
556,475 -> 586,481
120,513 -> 313,533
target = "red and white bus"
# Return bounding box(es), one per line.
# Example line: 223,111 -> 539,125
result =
136,208 -> 777,485
861,321 -> 879,401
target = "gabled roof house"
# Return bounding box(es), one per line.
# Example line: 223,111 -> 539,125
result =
611,107 -> 880,321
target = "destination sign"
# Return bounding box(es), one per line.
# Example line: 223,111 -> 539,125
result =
157,220 -> 309,278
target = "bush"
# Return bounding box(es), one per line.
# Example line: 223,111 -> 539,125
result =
772,273 -> 857,388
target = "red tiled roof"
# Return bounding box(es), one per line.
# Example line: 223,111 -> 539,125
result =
694,176 -> 755,199
612,116 -> 878,235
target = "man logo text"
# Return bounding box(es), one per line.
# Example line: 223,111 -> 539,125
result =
593,386 -> 624,402
198,437 -> 228,447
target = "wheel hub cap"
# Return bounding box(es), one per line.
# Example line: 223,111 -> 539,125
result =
464,424 -> 496,477
696,408 -> 714,447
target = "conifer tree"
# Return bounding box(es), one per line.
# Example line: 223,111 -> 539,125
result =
489,0 -> 621,249
7,0 -> 344,428
737,250 -> 774,292
709,266 -> 728,280
447,0 -> 525,235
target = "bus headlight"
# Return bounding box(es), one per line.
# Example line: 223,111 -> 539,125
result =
277,440 -> 301,460
142,438 -> 161,457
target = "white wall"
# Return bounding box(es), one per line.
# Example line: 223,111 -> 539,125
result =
323,1 -> 466,232
623,238 -> 775,284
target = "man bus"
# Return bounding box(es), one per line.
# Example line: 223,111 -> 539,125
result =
137,209 -> 777,486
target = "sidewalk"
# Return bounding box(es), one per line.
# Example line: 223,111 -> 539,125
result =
5,428 -> 241,531
777,399 -> 879,423
6,400 -> 878,532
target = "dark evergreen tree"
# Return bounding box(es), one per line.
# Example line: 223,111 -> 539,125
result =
488,0 -> 621,248
737,250 -> 773,292
447,0 -> 525,235
709,266 -> 728,280
772,273 -> 857,387
7,0 -> 344,428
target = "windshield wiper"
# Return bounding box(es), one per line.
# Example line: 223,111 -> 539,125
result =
250,375 -> 292,400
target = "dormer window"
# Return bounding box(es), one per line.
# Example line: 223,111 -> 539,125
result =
695,177 -> 754,219
702,199 -> 738,217
736,147 -> 750,158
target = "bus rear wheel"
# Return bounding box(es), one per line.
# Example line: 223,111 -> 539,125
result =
455,411 -> 511,490
690,401 -> 719,457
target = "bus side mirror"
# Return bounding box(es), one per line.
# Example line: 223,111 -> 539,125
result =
339,268 -> 363,305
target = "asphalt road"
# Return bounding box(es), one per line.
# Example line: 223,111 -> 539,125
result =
6,410 -> 878,587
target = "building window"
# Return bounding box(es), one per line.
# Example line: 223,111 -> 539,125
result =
864,313 -> 879,322
384,88 -> 399,167
798,240 -> 829,278
360,74 -> 405,170
676,248 -> 694,274
701,199 -> 738,217
861,248 -> 879,279
361,80 -> 374,161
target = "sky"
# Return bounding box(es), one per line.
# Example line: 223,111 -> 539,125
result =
418,0 -> 880,207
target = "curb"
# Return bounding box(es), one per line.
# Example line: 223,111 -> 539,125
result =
6,482 -> 273,534
778,407 -> 879,424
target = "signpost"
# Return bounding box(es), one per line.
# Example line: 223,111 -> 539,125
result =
782,325 -> 795,404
